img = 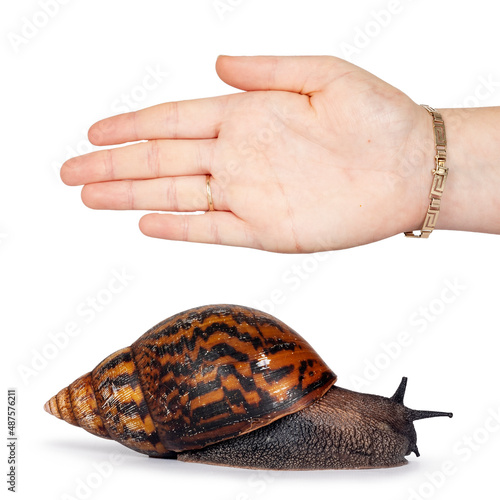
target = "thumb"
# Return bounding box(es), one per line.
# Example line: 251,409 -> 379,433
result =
215,55 -> 354,94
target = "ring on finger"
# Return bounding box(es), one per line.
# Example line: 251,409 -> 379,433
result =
206,175 -> 215,212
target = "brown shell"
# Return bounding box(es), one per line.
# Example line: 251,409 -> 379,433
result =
45,305 -> 336,456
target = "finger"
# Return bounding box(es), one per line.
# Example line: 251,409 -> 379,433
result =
216,55 -> 354,95
61,139 -> 215,186
81,175 -> 227,212
139,212 -> 257,249
88,95 -> 230,146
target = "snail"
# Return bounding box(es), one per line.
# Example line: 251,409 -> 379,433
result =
44,305 -> 452,470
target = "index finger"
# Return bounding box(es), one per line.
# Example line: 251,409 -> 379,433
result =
88,95 -> 231,146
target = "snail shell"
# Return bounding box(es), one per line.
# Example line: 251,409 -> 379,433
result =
45,305 -> 335,457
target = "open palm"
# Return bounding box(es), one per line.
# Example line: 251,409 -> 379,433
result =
61,56 -> 431,252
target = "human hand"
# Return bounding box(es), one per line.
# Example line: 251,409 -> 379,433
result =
61,55 -> 434,252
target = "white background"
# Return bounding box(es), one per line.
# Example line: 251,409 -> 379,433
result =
2,1 -> 500,499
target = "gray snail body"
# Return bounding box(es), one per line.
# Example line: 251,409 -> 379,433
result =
178,380 -> 441,470
45,305 -> 452,470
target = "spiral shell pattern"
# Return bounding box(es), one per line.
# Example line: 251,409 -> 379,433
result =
45,305 -> 336,456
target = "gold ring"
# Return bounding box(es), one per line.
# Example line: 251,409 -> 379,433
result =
206,175 -> 215,211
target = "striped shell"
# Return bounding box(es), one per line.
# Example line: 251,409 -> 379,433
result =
44,305 -> 336,456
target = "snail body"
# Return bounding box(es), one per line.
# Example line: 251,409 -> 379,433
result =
45,305 -> 452,470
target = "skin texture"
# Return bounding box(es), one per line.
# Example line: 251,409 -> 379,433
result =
178,380 -> 452,470
178,385 -> 415,470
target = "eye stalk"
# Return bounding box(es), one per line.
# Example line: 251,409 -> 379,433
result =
390,377 -> 453,458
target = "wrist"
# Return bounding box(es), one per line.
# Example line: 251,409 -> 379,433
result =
434,107 -> 500,233
406,106 -> 500,236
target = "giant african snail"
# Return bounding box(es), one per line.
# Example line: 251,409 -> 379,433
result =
45,305 -> 452,470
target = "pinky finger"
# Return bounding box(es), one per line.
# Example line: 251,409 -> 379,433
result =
139,212 -> 259,249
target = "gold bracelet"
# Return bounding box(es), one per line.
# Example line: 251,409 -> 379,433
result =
405,105 -> 448,238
